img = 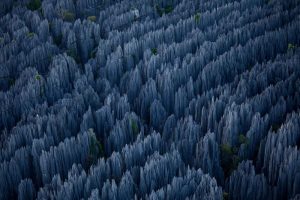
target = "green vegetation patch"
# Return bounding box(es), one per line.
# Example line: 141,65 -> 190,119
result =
220,144 -> 240,177
87,129 -> 104,164
288,43 -> 297,50
90,48 -> 97,59
238,134 -> 249,145
194,13 -> 201,23
151,48 -> 158,55
35,74 -> 41,81
155,5 -> 173,16
271,123 -> 281,133
87,16 -> 97,22
221,143 -> 233,155
164,5 -> 173,14
62,11 -> 75,22
27,32 -> 35,38
27,0 -> 41,11
131,120 -> 139,135
223,192 -> 229,200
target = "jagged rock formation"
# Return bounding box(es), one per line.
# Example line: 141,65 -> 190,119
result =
1,0 -> 300,199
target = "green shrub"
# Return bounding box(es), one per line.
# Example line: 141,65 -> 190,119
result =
220,144 -> 240,177
131,120 -> 139,135
88,129 -> 104,164
35,74 -> 41,81
223,192 -> 229,200
27,32 -> 35,38
27,0 -> 41,11
194,13 -> 200,23
155,5 -> 173,16
288,43 -> 296,50
87,16 -> 97,22
271,123 -> 281,132
164,5 -> 173,14
221,144 -> 233,155
62,11 -> 75,22
151,48 -> 157,55
90,48 -> 97,59
35,74 -> 44,96
238,134 -> 248,145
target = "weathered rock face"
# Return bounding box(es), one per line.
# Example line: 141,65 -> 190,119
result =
1,0 -> 300,199
228,161 -> 270,200
195,132 -> 224,184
